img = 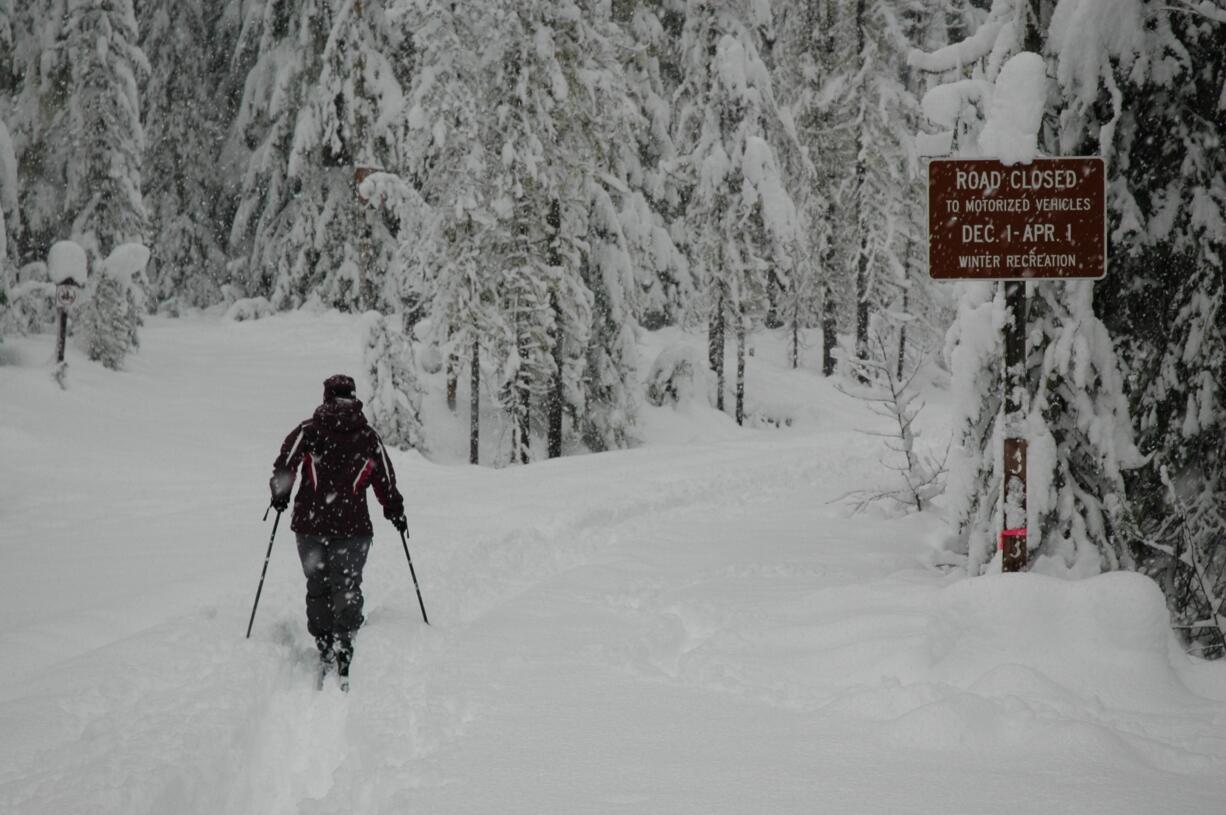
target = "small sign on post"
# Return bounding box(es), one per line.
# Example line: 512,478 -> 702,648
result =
56,283 -> 78,308
927,156 -> 1107,572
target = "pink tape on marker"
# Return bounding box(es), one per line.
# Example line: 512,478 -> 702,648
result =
999,528 -> 1027,550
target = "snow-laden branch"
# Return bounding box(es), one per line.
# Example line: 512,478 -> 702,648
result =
908,22 -> 1005,74
1169,0 -> 1226,23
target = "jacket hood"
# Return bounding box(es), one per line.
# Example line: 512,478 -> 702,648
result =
313,398 -> 368,434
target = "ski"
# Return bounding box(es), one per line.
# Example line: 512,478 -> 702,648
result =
316,663 -> 329,691
336,649 -> 351,693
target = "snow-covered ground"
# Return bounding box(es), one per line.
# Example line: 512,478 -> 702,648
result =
1,313 -> 1224,815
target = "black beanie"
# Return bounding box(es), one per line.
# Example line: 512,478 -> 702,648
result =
323,374 -> 357,402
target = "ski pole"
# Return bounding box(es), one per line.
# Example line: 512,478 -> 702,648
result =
399,528 -> 430,625
245,506 -> 282,639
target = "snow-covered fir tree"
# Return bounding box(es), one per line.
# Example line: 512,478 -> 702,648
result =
2,0 -> 72,263
773,0 -> 842,374
64,0 -> 148,259
612,0 -> 694,329
78,243 -> 149,370
377,0 -> 514,462
674,0 -> 800,423
362,311 -> 426,451
845,0 -> 925,370
139,0 -> 233,310
80,268 -> 136,369
0,117 -> 13,323
229,0 -> 403,311
1078,1 -> 1226,652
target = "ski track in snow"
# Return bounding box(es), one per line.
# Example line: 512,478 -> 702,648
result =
2,313 -> 1225,814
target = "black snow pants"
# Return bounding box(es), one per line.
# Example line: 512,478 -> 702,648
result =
296,534 -> 371,640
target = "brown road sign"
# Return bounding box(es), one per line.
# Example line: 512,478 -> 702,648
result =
928,157 -> 1105,281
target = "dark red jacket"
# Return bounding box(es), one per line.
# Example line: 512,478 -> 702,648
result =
270,399 -> 404,538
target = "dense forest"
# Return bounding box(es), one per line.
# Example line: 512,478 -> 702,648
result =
0,0 -> 1222,655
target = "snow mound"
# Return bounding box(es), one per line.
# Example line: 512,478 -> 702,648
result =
645,343 -> 710,407
925,572 -> 1189,708
224,296 -> 276,322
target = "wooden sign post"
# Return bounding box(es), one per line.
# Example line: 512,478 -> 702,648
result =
928,156 -> 1106,571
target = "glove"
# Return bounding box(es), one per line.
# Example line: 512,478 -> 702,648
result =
271,492 -> 290,512
390,514 -> 408,534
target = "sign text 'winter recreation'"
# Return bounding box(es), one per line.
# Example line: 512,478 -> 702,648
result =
928,157 -> 1106,281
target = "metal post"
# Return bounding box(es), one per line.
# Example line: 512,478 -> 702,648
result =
1002,281 -> 1028,571
1000,0 -> 1044,572
55,308 -> 68,364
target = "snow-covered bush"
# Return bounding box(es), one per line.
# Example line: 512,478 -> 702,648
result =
645,344 -> 709,408
841,334 -> 947,515
418,343 -> 444,375
0,281 -> 56,336
224,297 -> 275,322
78,243 -> 149,370
362,312 -> 426,452
80,273 -> 137,369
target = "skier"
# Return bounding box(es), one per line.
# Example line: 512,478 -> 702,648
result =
269,373 -> 407,687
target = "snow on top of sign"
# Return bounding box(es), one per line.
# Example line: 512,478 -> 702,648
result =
48,240 -> 88,285
977,52 -> 1047,165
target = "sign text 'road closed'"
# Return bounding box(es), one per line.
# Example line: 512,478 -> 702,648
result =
928,157 -> 1106,281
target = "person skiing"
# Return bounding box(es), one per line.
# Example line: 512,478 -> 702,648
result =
269,373 -> 407,686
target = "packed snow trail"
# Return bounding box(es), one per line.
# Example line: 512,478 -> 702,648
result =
1,314 -> 1225,814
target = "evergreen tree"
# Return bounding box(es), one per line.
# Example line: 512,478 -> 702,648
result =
229,0 -> 403,311
846,0 -> 924,369
674,0 -> 800,423
65,0 -> 148,259
0,118 -> 14,325
613,0 -> 694,329
385,0 -> 506,463
1081,2 -> 1226,653
139,0 -> 232,310
362,311 -> 426,451
81,269 -> 136,369
3,0 -> 72,265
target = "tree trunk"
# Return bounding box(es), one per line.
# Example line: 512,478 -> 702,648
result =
446,324 -> 459,412
736,313 -> 746,426
469,339 -> 480,465
791,307 -> 800,370
546,201 -> 563,459
709,288 -> 726,411
897,287 -> 909,380
547,295 -> 564,459
854,0 -> 870,381
517,380 -> 530,465
821,286 -> 838,377
513,301 -> 531,466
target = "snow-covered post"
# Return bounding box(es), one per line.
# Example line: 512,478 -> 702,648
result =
48,240 -> 88,384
